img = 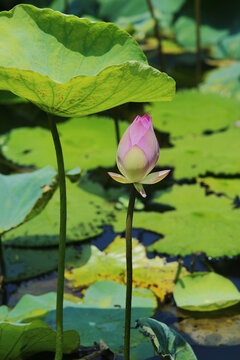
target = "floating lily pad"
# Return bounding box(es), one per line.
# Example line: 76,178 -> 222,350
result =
3,178 -> 115,247
2,281 -> 157,359
174,16 -> 228,51
0,320 -> 79,359
161,126 -> 240,179
0,166 -> 57,235
147,90 -> 240,138
200,177 -> 240,199
201,62 -> 240,101
113,184 -> 240,257
4,245 -> 81,282
0,5 -> 175,117
65,236 -> 187,301
174,272 -> 240,311
0,116 -> 128,171
135,317 -> 197,360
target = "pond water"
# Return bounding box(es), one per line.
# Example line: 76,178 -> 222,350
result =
3,226 -> 240,360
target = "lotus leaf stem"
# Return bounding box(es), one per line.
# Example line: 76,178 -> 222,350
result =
48,114 -> 67,360
195,0 -> 201,87
0,235 -> 6,304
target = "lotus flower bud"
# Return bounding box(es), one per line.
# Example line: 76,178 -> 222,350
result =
108,114 -> 170,197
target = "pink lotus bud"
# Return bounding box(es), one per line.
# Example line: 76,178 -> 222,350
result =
108,114 -> 170,197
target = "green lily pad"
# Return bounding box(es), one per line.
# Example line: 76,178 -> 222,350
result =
200,177 -> 240,199
174,16 -> 228,51
201,62 -> 240,101
0,320 -> 79,359
4,245 -> 81,282
65,236 -> 188,301
2,281 -> 157,359
0,116 -> 128,171
135,317 -> 197,360
0,4 -> 175,117
161,126 -> 240,179
147,90 -> 240,138
3,178 -> 115,247
113,184 -> 240,257
174,272 -> 240,311
0,166 -> 57,235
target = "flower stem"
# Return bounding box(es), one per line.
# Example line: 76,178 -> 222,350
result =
0,235 -> 7,305
124,185 -> 136,360
48,114 -> 67,360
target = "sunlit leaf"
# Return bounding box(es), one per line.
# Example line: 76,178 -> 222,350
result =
65,236 -> 187,301
0,167 -> 57,235
147,90 -> 240,138
0,320 -> 79,360
0,5 -> 175,117
3,178 -> 115,247
199,177 -> 240,199
2,281 -> 157,359
174,272 -> 240,311
161,126 -> 240,179
0,116 -> 128,171
135,317 -> 197,360
113,184 -> 240,257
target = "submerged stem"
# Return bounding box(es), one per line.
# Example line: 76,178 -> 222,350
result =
0,235 -> 6,304
48,114 -> 67,360
124,185 -> 136,360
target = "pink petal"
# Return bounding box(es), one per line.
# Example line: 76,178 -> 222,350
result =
134,183 -> 147,198
108,172 -> 131,184
141,170 -> 171,184
129,114 -> 152,145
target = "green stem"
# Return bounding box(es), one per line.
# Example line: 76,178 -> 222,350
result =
0,235 -> 7,305
64,0 -> 69,14
174,259 -> 183,284
146,0 -> 166,72
124,185 -> 136,360
48,114 -> 67,360
195,0 -> 201,88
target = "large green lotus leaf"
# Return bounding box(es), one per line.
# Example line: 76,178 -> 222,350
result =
0,116 -> 128,171
65,236 -> 188,301
2,178 -> 115,247
174,272 -> 240,311
135,318 -> 197,360
113,184 -> 240,257
147,90 -> 240,138
161,126 -> 240,179
200,177 -> 240,199
201,62 -> 240,101
0,320 -> 79,359
174,16 -> 228,51
0,166 -> 57,235
4,245 -> 81,282
3,282 -> 157,359
0,5 -> 175,117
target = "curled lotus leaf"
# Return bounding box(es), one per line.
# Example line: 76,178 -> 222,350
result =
0,4 -> 175,117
